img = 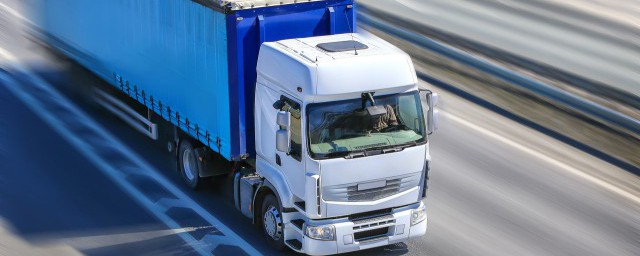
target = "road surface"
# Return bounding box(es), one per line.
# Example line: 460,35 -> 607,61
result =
0,1 -> 639,256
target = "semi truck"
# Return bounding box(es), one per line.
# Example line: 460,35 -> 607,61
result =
30,0 -> 438,254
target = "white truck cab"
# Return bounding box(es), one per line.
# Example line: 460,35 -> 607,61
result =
237,33 -> 437,255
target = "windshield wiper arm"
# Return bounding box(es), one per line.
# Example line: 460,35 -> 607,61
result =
366,141 -> 418,154
317,151 -> 349,159
345,150 -> 367,159
382,146 -> 403,154
318,150 -> 368,159
398,141 -> 418,149
318,141 -> 419,160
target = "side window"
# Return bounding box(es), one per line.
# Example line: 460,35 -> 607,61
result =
277,96 -> 302,161
398,94 -> 422,134
289,108 -> 302,161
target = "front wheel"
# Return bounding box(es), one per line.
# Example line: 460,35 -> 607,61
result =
261,194 -> 286,251
178,139 -> 205,190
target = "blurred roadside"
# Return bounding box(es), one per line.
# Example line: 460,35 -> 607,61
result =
359,0 -> 640,101
358,0 -> 640,171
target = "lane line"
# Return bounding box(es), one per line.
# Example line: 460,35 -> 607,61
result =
441,110 -> 640,205
59,227 -> 213,251
0,5 -> 262,254
0,46 -> 261,255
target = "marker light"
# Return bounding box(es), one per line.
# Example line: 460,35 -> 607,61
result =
411,204 -> 427,226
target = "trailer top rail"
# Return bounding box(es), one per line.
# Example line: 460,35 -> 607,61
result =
212,0 -> 329,10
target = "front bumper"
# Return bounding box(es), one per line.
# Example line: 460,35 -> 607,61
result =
299,202 -> 427,255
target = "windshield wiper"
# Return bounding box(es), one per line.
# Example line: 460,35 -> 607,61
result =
317,141 -> 419,160
345,150 -> 367,159
317,151 -> 350,159
397,141 -> 418,149
357,145 -> 399,155
316,149 -> 369,160
365,141 -> 419,154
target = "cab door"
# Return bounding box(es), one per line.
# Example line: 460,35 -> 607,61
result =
275,94 -> 306,199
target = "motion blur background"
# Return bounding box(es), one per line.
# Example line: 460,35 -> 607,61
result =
1,0 -> 639,255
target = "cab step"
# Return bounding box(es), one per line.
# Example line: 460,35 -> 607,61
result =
294,201 -> 306,211
286,239 -> 303,251
291,219 -> 305,232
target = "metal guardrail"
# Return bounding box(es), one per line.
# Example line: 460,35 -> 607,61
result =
357,11 -> 640,136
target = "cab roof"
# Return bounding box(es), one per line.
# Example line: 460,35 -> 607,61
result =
257,33 -> 418,100
273,34 -> 404,64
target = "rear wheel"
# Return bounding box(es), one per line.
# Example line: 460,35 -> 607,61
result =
261,194 -> 286,251
178,139 -> 205,190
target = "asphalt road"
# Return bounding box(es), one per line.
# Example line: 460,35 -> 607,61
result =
0,72 -> 203,256
1,1 -> 639,256
360,0 -> 640,98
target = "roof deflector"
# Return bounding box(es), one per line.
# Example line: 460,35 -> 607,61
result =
317,40 -> 368,52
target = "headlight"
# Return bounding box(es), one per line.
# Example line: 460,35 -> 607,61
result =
305,224 -> 335,241
411,204 -> 427,226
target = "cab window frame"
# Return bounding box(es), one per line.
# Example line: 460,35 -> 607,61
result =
277,95 -> 303,162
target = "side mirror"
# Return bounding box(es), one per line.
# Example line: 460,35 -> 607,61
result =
276,129 -> 290,153
427,92 -> 439,134
420,89 -> 439,134
277,111 -> 290,127
430,108 -> 439,133
276,111 -> 291,153
429,92 -> 439,108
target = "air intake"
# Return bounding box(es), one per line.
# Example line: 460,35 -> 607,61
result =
323,172 -> 421,202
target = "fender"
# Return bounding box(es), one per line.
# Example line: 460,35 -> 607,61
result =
256,157 -> 295,209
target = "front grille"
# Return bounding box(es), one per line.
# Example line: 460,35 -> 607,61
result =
352,215 -> 395,230
349,209 -> 392,223
347,180 -> 400,201
323,172 -> 421,202
354,227 -> 390,242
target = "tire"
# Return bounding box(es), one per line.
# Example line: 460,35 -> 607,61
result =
261,194 -> 286,251
178,139 -> 205,190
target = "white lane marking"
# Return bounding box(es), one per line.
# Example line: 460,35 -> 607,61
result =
0,3 -> 261,254
0,219 -> 84,256
0,47 -> 262,255
59,227 -> 213,251
441,110 -> 640,205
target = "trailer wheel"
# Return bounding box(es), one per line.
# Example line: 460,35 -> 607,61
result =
178,139 -> 205,190
261,194 -> 286,251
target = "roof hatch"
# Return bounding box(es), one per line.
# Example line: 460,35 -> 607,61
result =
317,40 -> 369,52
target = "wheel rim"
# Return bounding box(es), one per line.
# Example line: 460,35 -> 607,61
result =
182,148 -> 198,182
263,206 -> 282,241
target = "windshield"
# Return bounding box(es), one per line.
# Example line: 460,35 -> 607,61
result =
307,92 -> 426,159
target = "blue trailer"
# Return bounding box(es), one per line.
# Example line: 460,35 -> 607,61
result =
34,0 -> 355,161
33,1 -> 437,254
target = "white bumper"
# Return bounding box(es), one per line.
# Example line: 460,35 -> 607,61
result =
299,202 -> 427,255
